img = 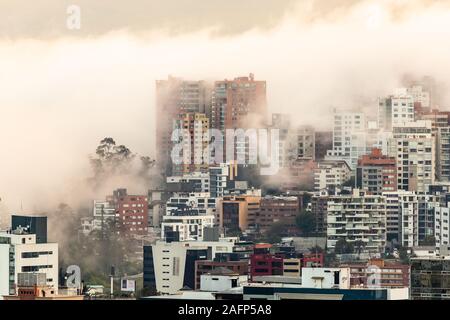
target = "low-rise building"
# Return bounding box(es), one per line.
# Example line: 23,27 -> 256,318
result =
0,231 -> 58,298
341,259 -> 410,288
195,256 -> 248,290
411,256 -> 450,300
143,239 -> 236,295
356,148 -> 397,195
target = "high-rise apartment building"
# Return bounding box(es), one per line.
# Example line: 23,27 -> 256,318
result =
314,160 -> 352,192
310,192 -> 329,236
282,125 -> 316,166
437,127 -> 450,182
382,190 -> 416,242
155,77 -> 212,175
210,74 -> 267,131
219,194 -> 262,234
356,148 -> 397,195
327,189 -> 387,255
257,196 -> 300,234
388,120 -> 435,193
378,89 -> 415,131
172,112 -> 210,175
113,189 -> 149,236
325,110 -> 368,170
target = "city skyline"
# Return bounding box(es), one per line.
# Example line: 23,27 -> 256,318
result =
3,0 -> 450,304
3,1 -> 450,215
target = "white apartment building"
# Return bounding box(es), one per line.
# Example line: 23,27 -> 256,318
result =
209,164 -> 229,198
314,160 -> 352,192
148,239 -> 235,294
200,274 -> 247,292
407,85 -> 431,109
434,205 -> 450,247
0,232 -> 58,299
388,120 -> 435,193
172,113 -> 210,175
382,191 -> 416,243
326,110 -> 369,171
161,214 -> 215,242
80,199 -> 118,236
393,193 -> 444,248
398,192 -> 418,248
301,267 -> 351,289
162,192 -> 218,241
378,89 -> 415,131
283,125 -> 316,165
327,189 -> 387,254
166,173 -> 210,193
437,127 -> 450,182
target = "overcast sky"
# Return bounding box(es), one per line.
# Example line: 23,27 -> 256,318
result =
1,0 -> 450,216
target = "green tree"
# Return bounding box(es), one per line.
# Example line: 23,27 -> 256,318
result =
354,240 -> 366,256
88,137 -> 155,189
295,210 -> 315,236
334,238 -> 354,254
265,222 -> 287,244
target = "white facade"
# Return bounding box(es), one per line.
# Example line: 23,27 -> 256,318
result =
167,173 -> 210,193
314,160 -> 351,191
326,110 -> 369,170
209,164 -> 229,198
283,125 -> 315,165
88,199 -> 117,234
388,120 -> 435,193
327,189 -> 387,254
434,206 -> 450,247
161,214 -> 215,241
0,245 -> 10,299
378,89 -> 415,131
437,127 -> 450,182
200,274 -> 247,292
301,267 -> 351,289
0,232 -> 58,298
163,192 -> 218,240
382,191 -> 416,243
407,85 -> 431,109
151,240 -> 235,294
398,192 -> 418,248
165,192 -> 216,217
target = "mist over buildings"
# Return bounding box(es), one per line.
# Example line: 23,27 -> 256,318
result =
2,0 -> 450,226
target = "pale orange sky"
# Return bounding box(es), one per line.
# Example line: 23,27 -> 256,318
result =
1,0 -> 450,217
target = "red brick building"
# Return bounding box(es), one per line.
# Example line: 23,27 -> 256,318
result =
257,196 -> 300,234
302,253 -> 324,268
114,189 -> 148,236
342,259 -> 410,288
211,74 -> 267,131
356,148 -> 397,195
249,244 -> 283,281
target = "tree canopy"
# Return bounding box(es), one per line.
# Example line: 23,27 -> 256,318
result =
295,210 -> 315,236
